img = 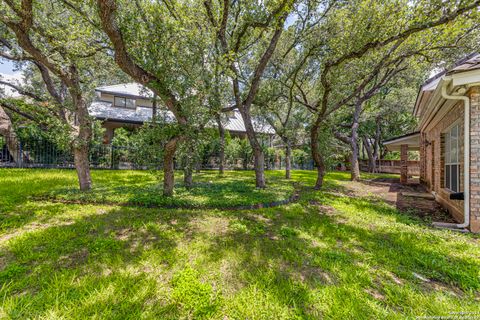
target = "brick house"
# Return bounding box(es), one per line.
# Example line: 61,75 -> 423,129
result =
384,54 -> 480,232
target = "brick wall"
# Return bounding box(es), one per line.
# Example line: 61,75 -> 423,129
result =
423,101 -> 464,222
469,87 -> 480,233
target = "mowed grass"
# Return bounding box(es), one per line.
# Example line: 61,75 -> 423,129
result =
43,170 -> 296,208
0,169 -> 479,319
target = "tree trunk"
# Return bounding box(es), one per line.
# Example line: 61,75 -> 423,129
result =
0,105 -> 22,164
311,117 -> 326,189
71,92 -> 92,191
216,114 -> 225,175
73,146 -> 91,191
285,140 -> 292,179
363,136 -> 375,173
152,93 -> 157,122
242,152 -> 248,170
183,155 -> 193,190
238,107 -> 266,188
372,119 -> 382,173
163,136 -> 180,196
361,139 -> 366,160
350,101 -> 362,181
253,146 -> 266,187
195,158 -> 201,173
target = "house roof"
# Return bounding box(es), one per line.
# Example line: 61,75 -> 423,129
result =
88,99 -> 275,135
413,53 -> 480,119
96,83 -> 154,99
88,101 -> 173,124
447,53 -> 480,74
420,53 -> 480,91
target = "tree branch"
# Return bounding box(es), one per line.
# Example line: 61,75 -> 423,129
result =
96,0 -> 187,124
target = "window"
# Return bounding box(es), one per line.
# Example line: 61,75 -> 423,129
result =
114,96 -> 135,109
444,124 -> 460,192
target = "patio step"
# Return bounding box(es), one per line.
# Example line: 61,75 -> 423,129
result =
401,192 -> 435,200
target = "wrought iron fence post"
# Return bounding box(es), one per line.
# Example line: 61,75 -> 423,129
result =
110,145 -> 114,169
18,139 -> 23,168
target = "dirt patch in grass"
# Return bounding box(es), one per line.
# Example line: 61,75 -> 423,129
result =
56,248 -> 89,269
308,200 -> 336,215
0,219 -> 75,245
364,288 -> 385,301
189,216 -> 231,237
342,178 -> 455,223
280,262 -> 337,287
420,279 -> 468,298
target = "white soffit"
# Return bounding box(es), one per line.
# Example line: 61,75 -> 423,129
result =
384,133 -> 420,151
451,69 -> 480,87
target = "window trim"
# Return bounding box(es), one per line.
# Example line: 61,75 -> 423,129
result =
114,96 -> 136,109
444,122 -> 460,193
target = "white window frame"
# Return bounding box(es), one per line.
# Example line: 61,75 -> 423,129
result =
114,96 -> 136,109
444,123 -> 460,192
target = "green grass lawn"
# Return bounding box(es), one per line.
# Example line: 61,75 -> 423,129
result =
0,169 -> 479,319
40,170 -> 296,209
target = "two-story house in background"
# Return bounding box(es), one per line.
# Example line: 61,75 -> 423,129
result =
88,83 -> 274,144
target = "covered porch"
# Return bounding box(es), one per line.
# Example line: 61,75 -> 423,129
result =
383,132 -> 420,184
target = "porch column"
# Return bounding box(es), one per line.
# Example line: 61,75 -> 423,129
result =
400,144 -> 408,184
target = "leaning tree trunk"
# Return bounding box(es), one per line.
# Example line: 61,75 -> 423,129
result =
284,139 -> 292,179
350,101 -> 362,181
311,118 -> 326,189
71,92 -> 92,191
163,136 -> 180,196
0,105 -> 22,164
216,114 -> 225,175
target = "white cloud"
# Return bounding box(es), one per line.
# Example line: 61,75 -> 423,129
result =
0,71 -> 24,97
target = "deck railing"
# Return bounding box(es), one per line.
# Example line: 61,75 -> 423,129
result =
360,159 -> 420,175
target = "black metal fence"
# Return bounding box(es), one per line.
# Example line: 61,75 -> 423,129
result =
0,135 -> 145,169
0,135 -> 314,170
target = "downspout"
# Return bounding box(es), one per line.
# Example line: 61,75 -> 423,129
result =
437,77 -> 470,229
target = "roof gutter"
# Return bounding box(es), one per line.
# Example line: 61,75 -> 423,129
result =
433,77 -> 470,229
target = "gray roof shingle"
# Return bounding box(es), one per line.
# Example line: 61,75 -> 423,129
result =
89,88 -> 274,134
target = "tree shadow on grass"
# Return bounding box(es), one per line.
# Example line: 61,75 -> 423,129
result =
0,205 -> 205,318
194,204 -> 384,317
47,175 -> 295,209
2,170 -> 479,318
197,199 -> 480,317
316,195 -> 480,290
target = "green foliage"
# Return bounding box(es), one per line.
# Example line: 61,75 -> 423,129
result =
127,122 -> 181,170
292,149 -> 309,164
225,137 -> 253,168
111,128 -> 135,147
